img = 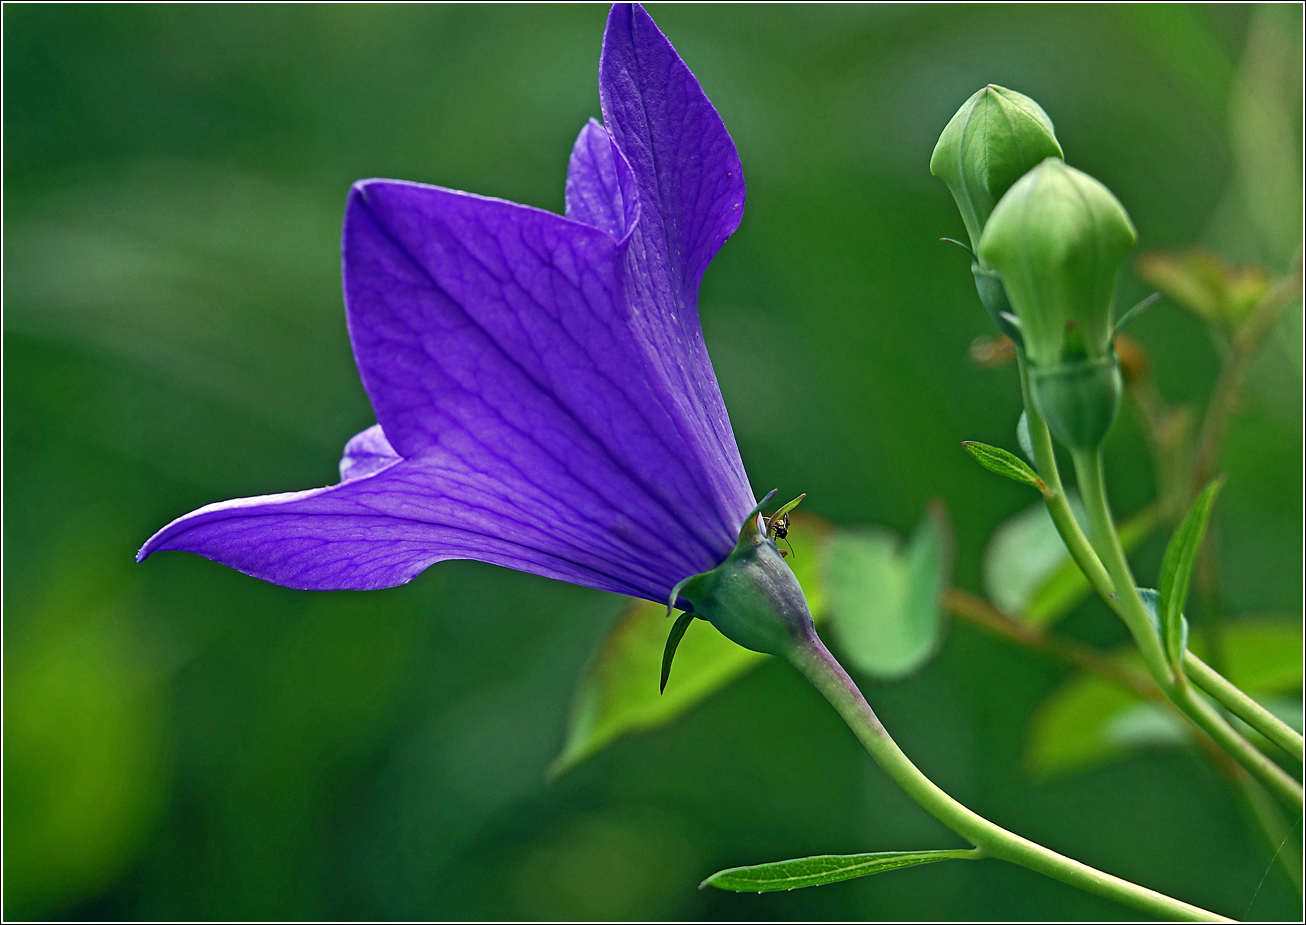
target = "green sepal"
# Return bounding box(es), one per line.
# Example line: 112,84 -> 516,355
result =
660,611 -> 696,694
701,849 -> 980,893
1028,354 -> 1123,451
1113,291 -> 1161,335
972,262 -> 1024,345
666,573 -> 695,619
1158,477 -> 1225,667
672,488 -> 815,657
766,493 -> 806,534
962,441 -> 1047,494
940,237 -> 976,259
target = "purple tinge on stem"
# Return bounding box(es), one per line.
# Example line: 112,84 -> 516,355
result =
137,3 -> 756,604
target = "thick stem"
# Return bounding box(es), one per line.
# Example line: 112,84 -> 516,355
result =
1069,449 -> 1173,681
1017,357 -> 1118,602
785,629 -> 1231,921
1185,652 -> 1305,762
1071,448 -> 1304,811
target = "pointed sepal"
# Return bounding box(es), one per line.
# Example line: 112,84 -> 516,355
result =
661,611 -> 696,693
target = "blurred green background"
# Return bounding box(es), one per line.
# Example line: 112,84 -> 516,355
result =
4,3 -> 1301,920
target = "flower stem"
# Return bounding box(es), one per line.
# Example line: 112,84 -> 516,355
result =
946,588 -> 1302,896
1068,448 -> 1173,679
1185,652 -> 1305,762
785,629 -> 1232,922
1016,356 -> 1116,601
1070,447 -> 1304,811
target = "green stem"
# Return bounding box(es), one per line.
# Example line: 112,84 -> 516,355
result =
1017,357 -> 1118,602
1071,447 -> 1304,811
1069,448 -> 1173,680
1172,680 -> 1304,810
786,629 -> 1231,922
1185,652 -> 1305,762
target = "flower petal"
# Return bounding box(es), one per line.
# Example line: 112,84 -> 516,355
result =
342,178 -> 752,599
339,423 -> 400,481
594,3 -> 755,548
599,3 -> 746,296
137,453 -> 672,596
565,118 -> 640,242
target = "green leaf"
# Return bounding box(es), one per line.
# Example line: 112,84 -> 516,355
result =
1158,477 -> 1224,666
1025,660 -> 1184,778
983,499 -> 1157,626
983,496 -> 1088,617
825,506 -> 952,680
961,441 -> 1046,492
700,849 -> 977,892
1216,617 -> 1304,694
550,514 -> 829,777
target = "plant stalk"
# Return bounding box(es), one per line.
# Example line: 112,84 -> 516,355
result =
1016,357 -> 1117,602
1185,652 -> 1304,762
944,589 -> 1301,896
1070,447 -> 1304,811
786,628 -> 1232,922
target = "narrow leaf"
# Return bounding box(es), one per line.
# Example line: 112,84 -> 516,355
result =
660,612 -> 695,693
701,849 -> 977,892
551,513 -> 829,776
962,441 -> 1046,493
1158,477 -> 1224,666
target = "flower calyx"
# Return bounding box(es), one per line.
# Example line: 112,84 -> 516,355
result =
661,491 -> 815,692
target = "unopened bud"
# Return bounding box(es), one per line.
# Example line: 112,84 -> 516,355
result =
979,159 -> 1137,370
931,85 -> 1063,251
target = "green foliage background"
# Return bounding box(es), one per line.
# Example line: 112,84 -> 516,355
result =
4,3 -> 1301,920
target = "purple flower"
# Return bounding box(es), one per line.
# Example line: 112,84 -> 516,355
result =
138,3 -> 757,608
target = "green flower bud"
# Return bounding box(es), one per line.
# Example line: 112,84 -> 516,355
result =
1028,354 -> 1123,450
978,159 -> 1138,369
669,493 -> 814,661
930,85 -> 1063,251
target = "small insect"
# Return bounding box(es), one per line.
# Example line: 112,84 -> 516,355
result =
765,493 -> 805,558
768,510 -> 794,558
